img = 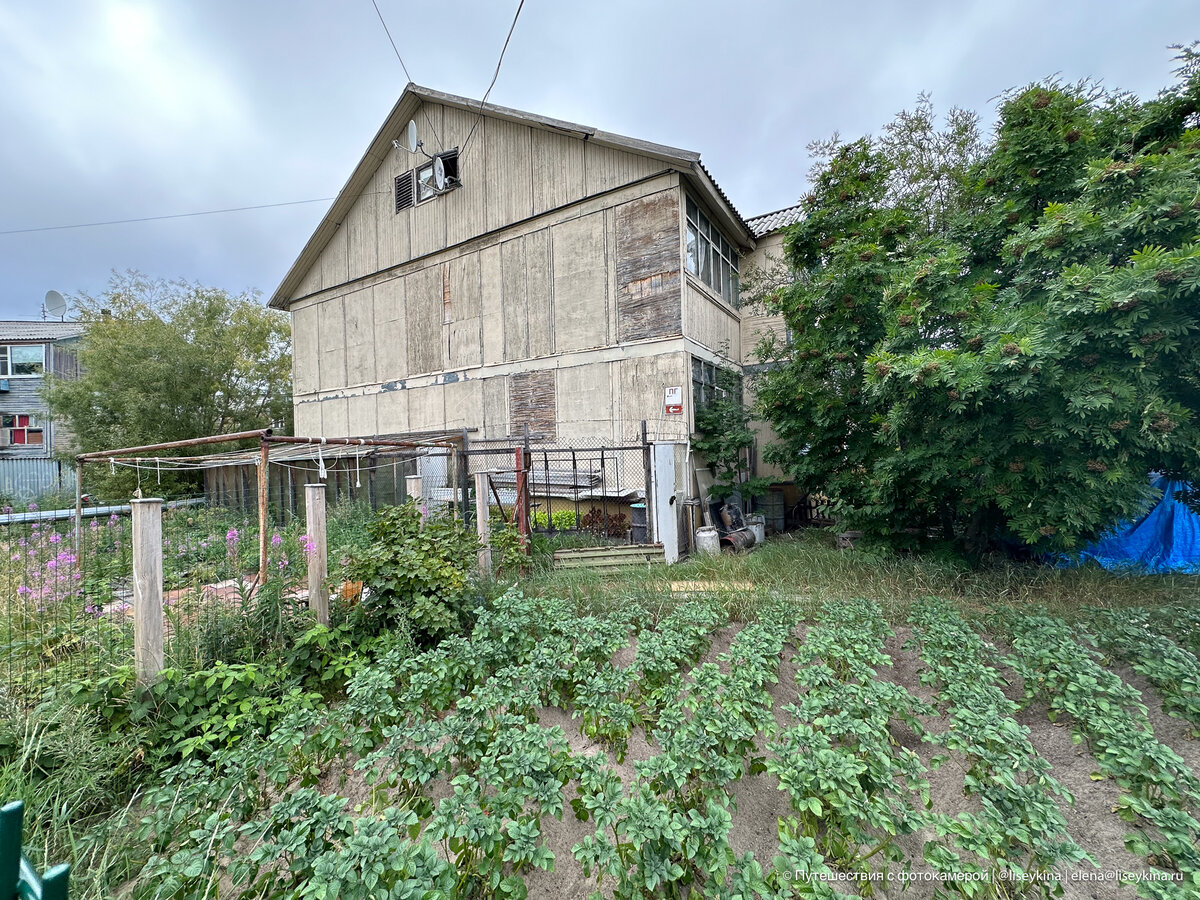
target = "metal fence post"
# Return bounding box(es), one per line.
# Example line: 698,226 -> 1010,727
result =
304,484 -> 329,625
131,498 -> 164,687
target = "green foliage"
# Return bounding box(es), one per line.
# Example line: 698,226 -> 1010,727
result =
692,368 -> 771,502
769,598 -> 930,882
757,47 -> 1200,553
1009,612 -> 1200,891
1086,607 -> 1200,735
346,502 -> 479,645
45,272 -> 292,499
907,598 -> 1088,894
531,509 -> 579,531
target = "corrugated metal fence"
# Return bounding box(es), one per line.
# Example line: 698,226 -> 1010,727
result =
0,459 -> 66,502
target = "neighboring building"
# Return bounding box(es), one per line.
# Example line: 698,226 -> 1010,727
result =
0,321 -> 83,500
269,84 -> 796,471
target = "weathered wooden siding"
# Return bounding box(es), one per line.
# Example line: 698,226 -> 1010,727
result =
556,361 -> 616,443
683,281 -> 741,363
615,352 -> 690,443
616,192 -> 682,342
738,232 -> 789,363
290,100 -> 674,307
552,213 -> 608,352
508,370 -> 557,439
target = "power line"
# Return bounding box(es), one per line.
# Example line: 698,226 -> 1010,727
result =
462,0 -> 526,159
367,0 -> 444,150
368,0 -> 414,83
0,197 -> 335,236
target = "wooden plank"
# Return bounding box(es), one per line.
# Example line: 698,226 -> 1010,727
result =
305,484 -> 329,625
132,498 -> 164,686
616,191 -> 682,342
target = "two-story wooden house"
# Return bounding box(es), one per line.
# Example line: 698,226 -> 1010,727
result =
269,84 -> 795,462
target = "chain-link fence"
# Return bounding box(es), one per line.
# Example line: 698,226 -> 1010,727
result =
0,492 -> 378,703
461,439 -> 653,547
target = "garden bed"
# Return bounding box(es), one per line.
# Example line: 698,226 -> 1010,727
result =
121,589 -> 1200,899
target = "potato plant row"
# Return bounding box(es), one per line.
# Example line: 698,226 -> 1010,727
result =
768,597 -> 932,893
572,612 -> 799,896
1009,614 -> 1200,899
1084,607 -> 1200,736
906,598 -> 1089,896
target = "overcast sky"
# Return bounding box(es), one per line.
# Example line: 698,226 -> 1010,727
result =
0,1 -> 1191,319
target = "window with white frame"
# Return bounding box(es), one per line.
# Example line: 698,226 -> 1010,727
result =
0,345 -> 45,377
686,196 -> 741,307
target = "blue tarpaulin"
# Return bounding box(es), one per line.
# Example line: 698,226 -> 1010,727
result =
1073,476 -> 1200,574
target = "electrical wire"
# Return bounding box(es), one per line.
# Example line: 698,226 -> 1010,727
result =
461,0 -> 526,160
368,0 -> 444,151
0,197 -> 336,237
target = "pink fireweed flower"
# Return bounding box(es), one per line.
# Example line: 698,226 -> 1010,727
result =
9,553 -> 18,562
27,502 -> 37,512
271,533 -> 282,547
226,528 -> 239,545
89,519 -> 100,530
277,555 -> 290,570
299,534 -> 315,556
17,585 -> 30,595
49,533 -> 60,544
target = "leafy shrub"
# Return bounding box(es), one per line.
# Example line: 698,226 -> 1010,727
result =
532,509 -> 579,531
579,507 -> 628,537
75,661 -> 321,763
347,502 -> 478,645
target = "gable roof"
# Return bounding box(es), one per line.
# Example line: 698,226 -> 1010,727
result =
268,83 -> 755,309
0,321 -> 85,342
746,203 -> 804,237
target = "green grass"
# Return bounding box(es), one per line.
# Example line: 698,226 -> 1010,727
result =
497,528 -> 1200,625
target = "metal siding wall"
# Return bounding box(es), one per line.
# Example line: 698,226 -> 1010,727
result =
0,458 -> 65,500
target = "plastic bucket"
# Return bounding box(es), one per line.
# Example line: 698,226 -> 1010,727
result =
695,525 -> 721,557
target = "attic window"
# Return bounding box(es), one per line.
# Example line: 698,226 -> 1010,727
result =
396,149 -> 460,212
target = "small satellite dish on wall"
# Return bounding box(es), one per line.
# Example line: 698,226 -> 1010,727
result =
44,290 -> 67,319
406,119 -> 419,153
433,155 -> 446,191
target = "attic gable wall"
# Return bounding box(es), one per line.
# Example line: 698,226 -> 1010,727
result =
289,101 -> 672,305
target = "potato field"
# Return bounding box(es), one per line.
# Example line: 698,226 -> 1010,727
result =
131,590 -> 1200,900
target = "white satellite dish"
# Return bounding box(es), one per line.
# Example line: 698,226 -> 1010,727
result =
44,290 -> 67,318
433,155 -> 446,191
406,119 -> 419,153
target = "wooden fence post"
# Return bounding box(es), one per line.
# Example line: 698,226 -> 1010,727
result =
131,498 -> 164,686
305,484 -> 329,625
257,438 -> 269,582
474,471 -> 492,575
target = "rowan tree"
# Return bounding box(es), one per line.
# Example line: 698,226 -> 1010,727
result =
756,45 -> 1200,553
